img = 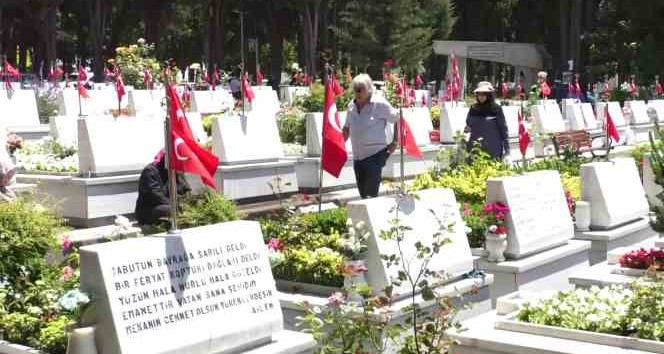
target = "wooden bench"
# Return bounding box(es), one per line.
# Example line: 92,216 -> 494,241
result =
551,130 -> 609,158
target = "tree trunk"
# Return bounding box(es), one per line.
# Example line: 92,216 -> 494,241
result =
270,7 -> 288,90
45,0 -> 58,69
206,0 -> 225,69
559,0 -> 569,73
144,0 -> 162,44
88,0 -> 109,82
0,6 -> 4,56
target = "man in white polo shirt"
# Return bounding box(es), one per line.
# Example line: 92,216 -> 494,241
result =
343,74 -> 399,199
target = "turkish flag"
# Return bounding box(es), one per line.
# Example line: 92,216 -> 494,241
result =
518,108 -> 530,156
321,75 -> 348,178
400,113 -> 422,159
242,73 -> 255,102
77,65 -> 89,98
144,68 -> 153,90
415,74 -> 423,89
166,85 -> 219,189
657,81 -> 663,96
256,67 -> 264,85
501,81 -> 509,99
451,54 -> 462,100
516,83 -> 524,99
115,68 -> 126,102
605,105 -> 620,143
540,82 -> 551,98
4,62 -> 19,80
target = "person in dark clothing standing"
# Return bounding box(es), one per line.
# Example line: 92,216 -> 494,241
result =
135,150 -> 191,225
465,81 -> 509,160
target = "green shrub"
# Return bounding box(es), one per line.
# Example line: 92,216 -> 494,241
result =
273,247 -> 344,287
0,313 -> 41,348
38,316 -> 70,354
299,207 -> 347,235
430,105 -> 440,128
177,192 -> 240,229
461,203 -> 488,248
111,39 -> 161,89
277,107 -> 306,145
0,200 -> 61,291
294,82 -> 353,113
37,91 -> 59,124
202,114 -> 219,137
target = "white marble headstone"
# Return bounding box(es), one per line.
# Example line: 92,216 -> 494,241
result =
502,106 -> 521,138
305,112 -> 352,157
486,170 -> 574,258
440,105 -> 469,143
564,104 -> 586,130
598,102 -> 626,127
78,117 -> 164,175
50,116 -> 81,146
191,90 -> 234,115
414,90 -> 431,107
0,89 -> 40,127
212,110 -> 284,164
80,221 -> 282,354
648,100 -> 664,122
129,90 -> 165,118
401,107 -> 434,146
580,103 -> 600,130
626,101 -> 650,125
89,87 -> 129,112
247,87 -> 280,119
347,188 -> 474,297
580,158 -> 649,230
532,104 -> 566,133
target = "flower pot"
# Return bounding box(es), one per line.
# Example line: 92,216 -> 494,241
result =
343,260 -> 368,302
575,201 -> 591,231
485,234 -> 507,263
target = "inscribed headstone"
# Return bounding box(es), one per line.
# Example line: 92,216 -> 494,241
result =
401,107 -> 434,146
78,117 -> 164,175
305,112 -> 352,157
580,103 -> 600,130
502,106 -> 521,138
129,90 -> 164,118
79,221 -> 282,354
626,101 -> 650,125
440,105 -> 469,143
212,110 -> 284,164
486,170 -> 574,258
580,158 -> 649,229
347,188 -> 474,297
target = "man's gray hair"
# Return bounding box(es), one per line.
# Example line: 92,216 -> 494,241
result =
352,74 -> 374,95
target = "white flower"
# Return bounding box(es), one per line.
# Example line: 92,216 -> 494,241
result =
291,63 -> 300,71
137,38 -> 146,45
488,225 -> 498,233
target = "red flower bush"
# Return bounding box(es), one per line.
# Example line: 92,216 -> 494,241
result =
619,248 -> 664,270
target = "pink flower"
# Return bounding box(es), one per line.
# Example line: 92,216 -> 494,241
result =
495,211 -> 506,220
61,266 -> 74,281
61,237 -> 73,256
493,202 -> 510,213
267,238 -> 283,251
483,204 -> 494,213
327,292 -> 345,307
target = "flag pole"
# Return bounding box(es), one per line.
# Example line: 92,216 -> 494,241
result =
239,10 -> 246,117
164,76 -> 179,234
399,74 -> 405,193
520,99 -> 526,167
76,58 -> 83,118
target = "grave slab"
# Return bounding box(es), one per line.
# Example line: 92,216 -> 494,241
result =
347,188 -> 475,297
501,106 -> 521,139
486,170 -> 574,259
475,240 -> 590,307
440,105 -> 469,143
0,89 -> 40,127
564,104 -> 586,130
191,90 -> 234,115
626,100 -> 651,125
80,221 -> 315,354
574,217 -> 657,265
648,100 -> 664,122
580,103 -> 600,130
278,86 -> 310,106
580,158 -> 649,230
532,104 -> 565,133
449,308 -> 658,354
128,90 -> 165,117
212,111 -> 284,164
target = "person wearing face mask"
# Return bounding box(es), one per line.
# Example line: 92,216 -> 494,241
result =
343,74 -> 399,199
465,81 -> 509,160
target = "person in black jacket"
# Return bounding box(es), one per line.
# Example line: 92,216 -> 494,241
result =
465,81 -> 509,160
135,150 -> 191,225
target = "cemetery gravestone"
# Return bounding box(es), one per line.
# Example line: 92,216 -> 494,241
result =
129,90 -> 165,118
603,102 -> 626,127
78,117 -> 164,175
0,90 -> 40,127
648,100 -> 664,122
346,188 -> 474,297
532,105 -> 565,133
502,106 -> 521,138
191,90 -> 233,115
80,221 -> 283,354
580,103 -> 600,130
564,104 -> 586,130
212,110 -> 284,164
248,87 -> 281,119
486,170 -> 574,258
401,107 -> 434,146
440,105 -> 469,143
305,112 -> 352,156
50,116 -> 80,146
580,158 -> 649,230
626,101 -> 650,125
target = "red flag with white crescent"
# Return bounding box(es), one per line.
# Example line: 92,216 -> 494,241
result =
256,67 -> 264,85
166,85 -> 219,189
321,75 -> 348,177
605,105 -> 620,143
518,108 -> 530,156
242,73 -> 255,102
400,113 -> 422,159
77,65 -> 89,98
540,82 -> 551,98
656,80 -> 663,96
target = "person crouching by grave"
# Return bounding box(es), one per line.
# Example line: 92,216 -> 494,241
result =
135,150 -> 191,225
465,81 -> 509,160
0,154 -> 17,202
343,74 -> 399,199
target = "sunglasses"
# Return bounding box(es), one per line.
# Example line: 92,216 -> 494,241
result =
353,87 -> 365,93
